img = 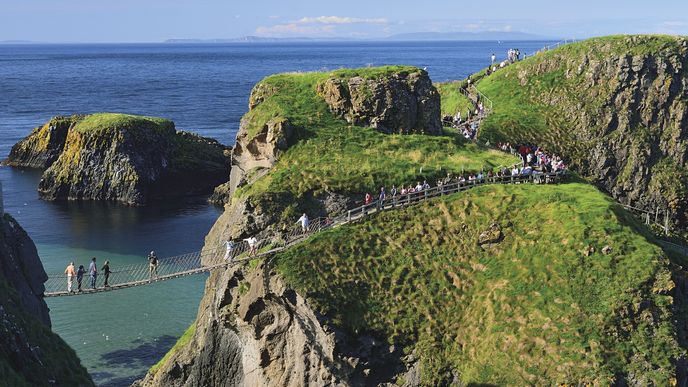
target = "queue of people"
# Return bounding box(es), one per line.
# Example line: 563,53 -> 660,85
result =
496,142 -> 567,172
63,251 -> 160,292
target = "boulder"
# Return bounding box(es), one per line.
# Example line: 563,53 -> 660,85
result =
317,69 -> 442,134
478,222 -> 504,246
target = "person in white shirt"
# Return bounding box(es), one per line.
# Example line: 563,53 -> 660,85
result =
244,237 -> 258,257
223,240 -> 235,262
296,213 -> 309,233
491,53 -> 496,65
511,167 -> 520,176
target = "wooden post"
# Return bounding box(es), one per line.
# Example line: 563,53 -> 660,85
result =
363,205 -> 367,217
347,210 -> 351,223
655,208 -> 659,224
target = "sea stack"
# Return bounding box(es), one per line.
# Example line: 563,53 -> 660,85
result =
7,113 -> 231,206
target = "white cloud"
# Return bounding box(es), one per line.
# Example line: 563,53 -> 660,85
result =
296,16 -> 388,25
256,15 -> 388,37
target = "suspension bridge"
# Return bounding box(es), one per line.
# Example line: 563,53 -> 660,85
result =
42,172 -> 569,297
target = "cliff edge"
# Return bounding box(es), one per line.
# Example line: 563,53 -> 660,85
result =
0,213 -> 93,386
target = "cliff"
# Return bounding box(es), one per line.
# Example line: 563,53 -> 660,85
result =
477,35 -> 688,228
5,115 -> 81,169
0,214 -> 93,386
139,67 -> 517,385
141,182 -> 688,385
7,113 -> 231,206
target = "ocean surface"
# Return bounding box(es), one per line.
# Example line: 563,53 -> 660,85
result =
0,40 -> 554,386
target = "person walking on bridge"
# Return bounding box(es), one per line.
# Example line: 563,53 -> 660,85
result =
64,262 -> 76,293
296,213 -> 309,234
102,260 -> 111,288
76,265 -> 85,292
88,257 -> 98,289
148,251 -> 159,281
223,240 -> 235,262
244,237 -> 258,257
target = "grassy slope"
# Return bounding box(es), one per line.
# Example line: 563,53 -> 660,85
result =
235,68 -> 518,202
275,183 -> 682,385
476,34 -> 687,152
435,81 -> 475,117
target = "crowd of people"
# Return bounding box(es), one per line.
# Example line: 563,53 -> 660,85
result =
62,252 -> 160,292
496,142 -> 567,173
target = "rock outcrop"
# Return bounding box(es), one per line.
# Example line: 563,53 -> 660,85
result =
480,35 -> 688,228
7,113 -> 231,206
317,69 -> 442,135
5,115 -> 81,169
0,213 -> 93,386
136,259 -> 409,386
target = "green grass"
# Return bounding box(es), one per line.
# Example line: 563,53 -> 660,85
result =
436,81 -> 475,117
275,183 -> 682,385
329,65 -> 423,80
149,323 -> 196,376
235,68 -> 519,204
72,113 -> 175,135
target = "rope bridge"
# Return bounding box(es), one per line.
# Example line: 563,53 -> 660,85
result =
43,172 -> 568,297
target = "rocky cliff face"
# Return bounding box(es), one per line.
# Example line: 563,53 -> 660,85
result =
0,214 -> 93,386
7,113 -> 231,206
5,115 -> 81,169
317,69 -> 442,135
479,35 -> 688,227
140,68 -> 441,386
136,257 -> 412,387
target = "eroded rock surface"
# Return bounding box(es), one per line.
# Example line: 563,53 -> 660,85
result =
317,69 -> 442,135
7,113 -> 231,206
0,214 -> 93,386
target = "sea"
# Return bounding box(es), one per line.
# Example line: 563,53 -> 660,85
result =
0,40 -> 554,386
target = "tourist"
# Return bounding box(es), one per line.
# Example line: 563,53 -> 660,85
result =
76,265 -> 85,292
244,236 -> 258,257
64,262 -> 76,293
88,257 -> 98,289
415,182 -> 423,192
364,192 -> 372,205
102,260 -> 111,288
423,180 -> 430,190
378,187 -> 386,210
296,213 -> 309,233
223,240 -> 235,262
390,185 -> 398,207
491,53 -> 496,65
148,251 -> 158,281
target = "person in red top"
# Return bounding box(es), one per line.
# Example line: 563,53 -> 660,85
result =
364,193 -> 372,205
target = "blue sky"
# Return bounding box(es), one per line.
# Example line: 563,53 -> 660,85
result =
1,0 -> 687,42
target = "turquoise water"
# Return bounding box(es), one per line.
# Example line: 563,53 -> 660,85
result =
0,40 -> 555,385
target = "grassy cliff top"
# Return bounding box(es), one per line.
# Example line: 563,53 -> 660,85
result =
235,67 -> 518,202
274,182 -> 682,385
72,113 -> 175,134
476,34 -> 688,148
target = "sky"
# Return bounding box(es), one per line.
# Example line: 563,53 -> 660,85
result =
1,0 -> 687,42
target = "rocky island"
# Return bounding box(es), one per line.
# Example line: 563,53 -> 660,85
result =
137,37 -> 688,386
6,113 -> 231,206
